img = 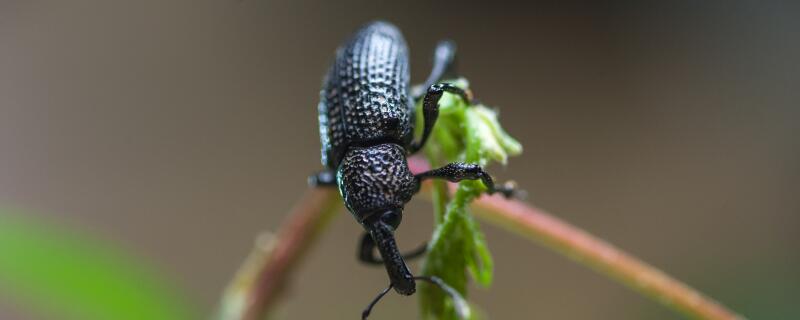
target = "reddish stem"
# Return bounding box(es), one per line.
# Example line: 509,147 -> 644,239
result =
221,157 -> 745,320
238,188 -> 341,320
471,193 -> 744,320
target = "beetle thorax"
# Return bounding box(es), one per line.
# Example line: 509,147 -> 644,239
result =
337,143 -> 417,223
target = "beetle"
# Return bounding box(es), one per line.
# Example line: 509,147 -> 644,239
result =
310,21 -> 515,319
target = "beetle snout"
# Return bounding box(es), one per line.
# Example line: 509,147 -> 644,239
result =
392,276 -> 416,295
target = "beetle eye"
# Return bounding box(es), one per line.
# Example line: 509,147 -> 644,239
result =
380,210 -> 402,230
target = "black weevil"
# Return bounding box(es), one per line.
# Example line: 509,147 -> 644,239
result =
310,21 -> 514,319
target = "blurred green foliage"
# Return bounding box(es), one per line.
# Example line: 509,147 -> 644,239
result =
0,207 -> 194,320
417,79 -> 522,320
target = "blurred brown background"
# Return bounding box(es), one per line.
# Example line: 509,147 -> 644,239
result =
1,1 -> 798,319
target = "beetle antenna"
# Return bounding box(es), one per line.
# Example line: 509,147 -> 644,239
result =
361,283 -> 393,320
414,276 -> 471,320
360,277 -> 470,320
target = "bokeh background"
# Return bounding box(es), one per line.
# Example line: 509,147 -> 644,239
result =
1,1 -> 798,319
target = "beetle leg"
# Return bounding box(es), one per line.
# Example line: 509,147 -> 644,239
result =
415,162 -> 517,198
409,83 -> 472,154
308,170 -> 336,187
358,232 -> 383,265
412,40 -> 458,100
401,242 -> 428,260
358,232 -> 427,265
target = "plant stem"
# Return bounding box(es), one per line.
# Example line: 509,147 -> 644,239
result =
219,158 -> 745,320
470,193 -> 744,320
218,188 -> 341,320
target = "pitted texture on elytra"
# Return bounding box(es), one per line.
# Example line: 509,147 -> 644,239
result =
337,144 -> 417,220
319,21 -> 413,168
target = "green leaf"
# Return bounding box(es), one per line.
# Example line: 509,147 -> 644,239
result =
0,207 -> 195,320
418,78 -> 522,319
466,106 -> 522,165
